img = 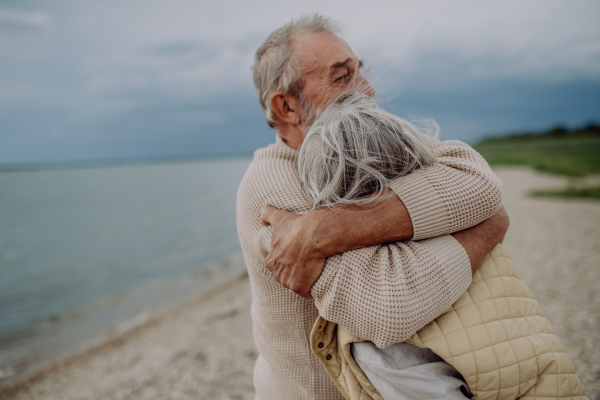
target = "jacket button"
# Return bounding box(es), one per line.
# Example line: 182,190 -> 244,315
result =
318,342 -> 324,349
326,354 -> 332,361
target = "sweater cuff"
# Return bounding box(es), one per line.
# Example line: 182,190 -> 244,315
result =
389,168 -> 452,241
419,235 -> 472,304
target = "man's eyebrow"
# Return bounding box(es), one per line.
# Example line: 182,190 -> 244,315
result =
329,58 -> 364,75
329,57 -> 352,72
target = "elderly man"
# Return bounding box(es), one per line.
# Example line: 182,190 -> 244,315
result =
236,14 -> 507,400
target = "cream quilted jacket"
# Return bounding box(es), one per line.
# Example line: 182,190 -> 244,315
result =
311,244 -> 588,400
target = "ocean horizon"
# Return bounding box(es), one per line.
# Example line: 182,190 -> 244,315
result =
0,151 -> 256,173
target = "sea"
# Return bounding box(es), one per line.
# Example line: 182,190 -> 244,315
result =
0,157 -> 252,383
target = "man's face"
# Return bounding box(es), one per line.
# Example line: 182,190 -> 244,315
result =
292,31 -> 374,112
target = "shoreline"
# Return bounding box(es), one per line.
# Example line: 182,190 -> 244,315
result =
0,251 -> 248,388
0,272 -> 252,399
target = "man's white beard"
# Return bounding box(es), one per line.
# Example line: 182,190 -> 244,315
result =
299,95 -> 322,135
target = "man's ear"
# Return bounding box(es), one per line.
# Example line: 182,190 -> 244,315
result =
270,92 -> 302,126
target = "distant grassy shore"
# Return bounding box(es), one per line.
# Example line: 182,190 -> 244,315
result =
473,124 -> 600,199
530,186 -> 600,200
474,124 -> 600,176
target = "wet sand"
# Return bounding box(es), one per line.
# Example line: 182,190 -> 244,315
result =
2,167 -> 599,400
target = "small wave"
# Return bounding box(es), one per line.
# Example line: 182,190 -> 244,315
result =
116,312 -> 150,334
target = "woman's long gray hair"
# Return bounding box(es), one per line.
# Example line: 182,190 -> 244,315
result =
298,93 -> 438,210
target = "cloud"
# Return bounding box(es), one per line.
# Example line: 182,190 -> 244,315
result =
152,41 -> 206,57
0,8 -> 54,33
338,0 -> 600,83
0,0 -> 599,164
82,36 -> 257,104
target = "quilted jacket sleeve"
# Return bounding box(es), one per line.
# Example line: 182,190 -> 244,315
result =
389,139 -> 503,240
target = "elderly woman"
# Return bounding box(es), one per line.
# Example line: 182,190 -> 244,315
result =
297,93 -> 588,400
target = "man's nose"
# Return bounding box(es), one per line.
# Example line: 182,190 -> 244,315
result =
362,80 -> 375,97
355,75 -> 375,98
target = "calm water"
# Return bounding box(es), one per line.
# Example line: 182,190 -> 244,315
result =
0,157 -> 251,380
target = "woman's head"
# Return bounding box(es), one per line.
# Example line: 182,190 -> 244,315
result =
298,92 -> 437,209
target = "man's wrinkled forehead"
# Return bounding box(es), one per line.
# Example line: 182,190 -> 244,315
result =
291,31 -> 357,78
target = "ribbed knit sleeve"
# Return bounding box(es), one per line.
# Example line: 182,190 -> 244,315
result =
310,235 -> 471,349
389,139 -> 503,240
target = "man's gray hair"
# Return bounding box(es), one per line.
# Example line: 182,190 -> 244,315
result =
253,14 -> 341,128
298,93 -> 438,210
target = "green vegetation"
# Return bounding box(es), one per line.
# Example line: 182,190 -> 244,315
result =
474,124 -> 600,200
473,124 -> 600,177
530,186 -> 600,200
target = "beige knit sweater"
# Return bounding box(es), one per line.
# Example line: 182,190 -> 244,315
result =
236,135 -> 503,400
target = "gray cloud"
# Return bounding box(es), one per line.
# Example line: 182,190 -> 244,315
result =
152,41 -> 207,57
0,8 -> 54,33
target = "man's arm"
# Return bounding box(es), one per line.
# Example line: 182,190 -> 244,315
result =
311,137 -> 504,249
452,206 -> 509,275
262,205 -> 508,297
263,139 -> 503,289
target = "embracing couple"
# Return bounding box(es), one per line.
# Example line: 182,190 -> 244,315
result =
236,14 -> 588,400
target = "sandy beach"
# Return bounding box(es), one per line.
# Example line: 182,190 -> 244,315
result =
2,167 -> 599,400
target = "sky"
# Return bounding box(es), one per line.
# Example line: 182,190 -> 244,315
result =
0,0 -> 599,165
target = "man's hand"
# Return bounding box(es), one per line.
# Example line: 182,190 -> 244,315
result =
261,206 -> 327,299
451,206 -> 510,276
261,195 -> 413,297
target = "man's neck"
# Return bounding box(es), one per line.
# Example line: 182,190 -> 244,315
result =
276,125 -> 304,150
